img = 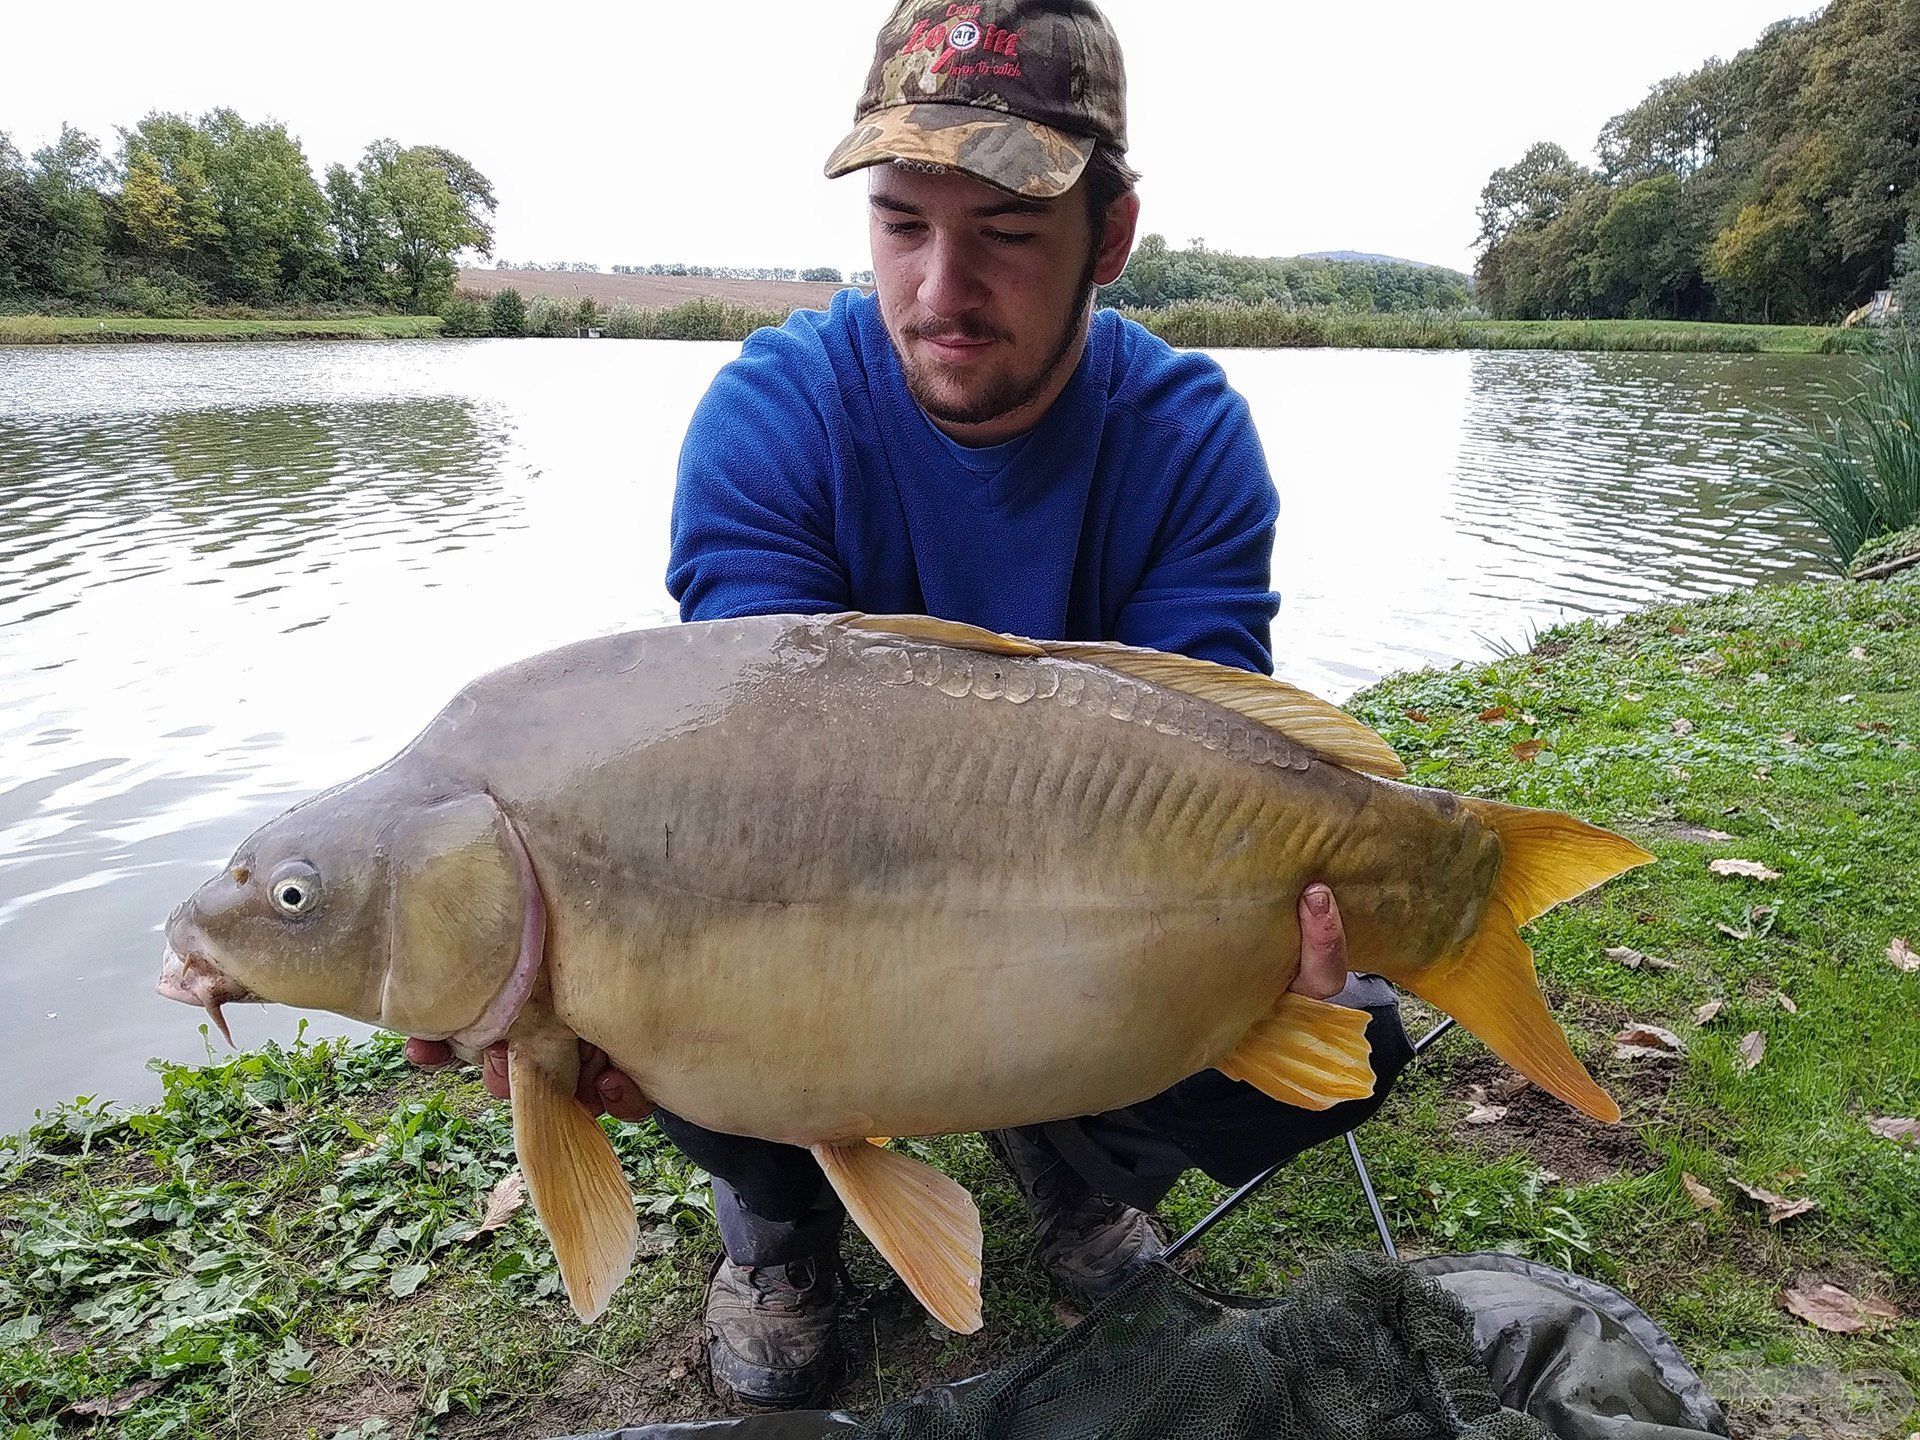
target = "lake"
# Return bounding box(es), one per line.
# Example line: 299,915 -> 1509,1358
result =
0,337 -> 1844,1130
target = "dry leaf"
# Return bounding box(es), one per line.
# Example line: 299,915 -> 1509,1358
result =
1672,824 -> 1734,842
1488,1073 -> 1533,1102
1715,921 -> 1752,941
1890,937 -> 1918,973
1866,1117 -> 1920,1145
1709,858 -> 1782,881
1670,717 -> 1695,735
1731,1179 -> 1820,1224
1738,1030 -> 1767,1071
1613,1023 -> 1685,1060
1780,1280 -> 1900,1334
1694,999 -> 1726,1025
65,1380 -> 164,1419
1778,730 -> 1798,745
469,1171 -> 526,1239
1603,945 -> 1679,972
1403,708 -> 1430,724
1510,738 -> 1544,762
1849,645 -> 1868,660
1666,622 -> 1688,636
1773,991 -> 1798,1014
1681,1173 -> 1721,1211
1462,1085 -> 1509,1125
1478,705 -> 1510,722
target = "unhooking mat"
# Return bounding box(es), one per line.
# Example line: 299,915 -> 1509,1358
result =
567,1252 -> 1730,1440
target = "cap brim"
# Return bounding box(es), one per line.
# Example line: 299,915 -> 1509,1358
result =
824,103 -> 1094,200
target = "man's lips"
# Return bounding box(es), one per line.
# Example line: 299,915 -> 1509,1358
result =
911,331 -> 1001,364
157,944 -> 260,1047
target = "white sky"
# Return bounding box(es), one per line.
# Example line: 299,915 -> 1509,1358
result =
11,1 -> 1813,278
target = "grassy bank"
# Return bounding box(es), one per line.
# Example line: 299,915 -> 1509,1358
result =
3,574 -> 1916,1438
0,315 -> 443,343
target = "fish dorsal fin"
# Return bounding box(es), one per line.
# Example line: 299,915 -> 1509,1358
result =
833,613 -> 1405,779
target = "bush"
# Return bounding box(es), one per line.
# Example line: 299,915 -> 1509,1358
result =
1894,218 -> 1919,330
97,271 -> 201,319
487,288 -> 526,337
602,300 -> 650,339
526,294 -> 581,338
800,267 -> 844,283
0,315 -> 59,342
1767,342 -> 1920,568
595,298 -> 785,341
438,296 -> 492,337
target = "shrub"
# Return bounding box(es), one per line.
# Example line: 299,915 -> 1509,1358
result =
97,272 -> 200,319
576,297 -> 599,330
800,266 -> 843,283
0,315 -> 59,342
487,288 -> 526,337
1894,219 -> 1919,330
438,296 -> 492,337
526,294 -> 580,338
1767,342 -> 1920,568
602,300 -> 650,339
595,298 -> 785,341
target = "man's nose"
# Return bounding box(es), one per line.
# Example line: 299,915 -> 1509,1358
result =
917,233 -> 988,317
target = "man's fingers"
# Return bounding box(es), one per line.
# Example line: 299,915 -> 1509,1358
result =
481,1041 -> 511,1101
1292,883 -> 1350,1000
404,1037 -> 455,1069
597,1068 -> 656,1123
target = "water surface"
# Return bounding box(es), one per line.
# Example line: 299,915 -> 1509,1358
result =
0,338 -> 1841,1127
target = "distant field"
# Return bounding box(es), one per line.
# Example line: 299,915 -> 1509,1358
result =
456,267 -> 861,312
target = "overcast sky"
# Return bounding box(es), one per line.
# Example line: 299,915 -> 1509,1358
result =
11,1 -> 1814,278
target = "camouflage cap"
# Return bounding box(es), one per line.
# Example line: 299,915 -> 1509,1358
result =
824,0 -> 1128,199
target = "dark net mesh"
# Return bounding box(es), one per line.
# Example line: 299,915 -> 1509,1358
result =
857,1255 -> 1546,1440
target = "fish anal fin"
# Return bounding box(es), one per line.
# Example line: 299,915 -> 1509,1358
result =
812,1140 -> 983,1334
832,613 -> 1045,657
508,1041 -> 638,1322
1405,903 -> 1622,1124
1216,992 -> 1377,1110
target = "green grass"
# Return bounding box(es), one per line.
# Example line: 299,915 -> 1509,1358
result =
3,574 -> 1917,1436
1,315 -> 444,343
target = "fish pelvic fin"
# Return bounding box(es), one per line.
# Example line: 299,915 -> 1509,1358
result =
508,1040 -> 637,1322
1406,800 -> 1653,1125
811,1140 -> 983,1334
1216,992 -> 1377,1110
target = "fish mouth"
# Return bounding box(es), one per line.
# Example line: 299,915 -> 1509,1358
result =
157,944 -> 260,1047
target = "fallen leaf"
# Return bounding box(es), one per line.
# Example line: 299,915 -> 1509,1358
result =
1604,945 -> 1680,972
1670,717 -> 1695,735
1780,1280 -> 1900,1333
1477,705 -> 1510,722
1613,1023 -> 1685,1060
1837,693 -> 1856,703
1710,858 -> 1782,881
1867,1117 -> 1920,1145
1462,1085 -> 1509,1125
1732,1179 -> 1820,1224
1488,1073 -> 1533,1101
1773,991 -> 1798,1014
1849,645 -> 1868,660
65,1380 -> 163,1420
1716,920 -> 1753,941
1694,999 -> 1726,1025
1510,738 -> 1544,762
1738,1030 -> 1766,1071
1672,824 -> 1734,842
1681,1173 -> 1721,1211
1667,622 -> 1688,636
1890,938 -> 1918,973
470,1170 -> 525,1238
1403,708 -> 1430,724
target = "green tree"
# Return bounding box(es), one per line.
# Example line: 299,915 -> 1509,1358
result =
197,110 -> 336,301
116,114 -> 224,282
487,286 -> 525,336
1589,174 -> 1699,317
27,124 -> 109,301
1475,143 -> 1594,250
353,141 -> 496,312
1893,218 -> 1920,325
0,132 -> 42,302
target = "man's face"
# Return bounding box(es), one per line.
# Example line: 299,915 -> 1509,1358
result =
868,164 -> 1132,443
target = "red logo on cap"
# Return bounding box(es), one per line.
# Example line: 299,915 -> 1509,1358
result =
901,6 -> 1021,77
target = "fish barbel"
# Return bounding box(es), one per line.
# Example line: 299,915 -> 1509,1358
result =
158,613 -> 1651,1332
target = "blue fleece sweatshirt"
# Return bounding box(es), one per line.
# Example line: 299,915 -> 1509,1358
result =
666,289 -> 1280,673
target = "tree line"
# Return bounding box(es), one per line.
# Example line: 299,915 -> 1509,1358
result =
1099,235 -> 1472,313
0,110 -> 495,315
1475,0 -> 1917,324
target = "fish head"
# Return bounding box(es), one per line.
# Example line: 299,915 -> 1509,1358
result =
161,769 -> 542,1047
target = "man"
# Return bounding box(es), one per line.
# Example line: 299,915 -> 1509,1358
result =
414,0 -> 1411,1411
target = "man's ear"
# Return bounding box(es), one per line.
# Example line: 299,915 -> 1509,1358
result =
1094,190 -> 1141,288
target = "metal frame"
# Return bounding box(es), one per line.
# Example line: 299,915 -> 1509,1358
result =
1164,1018 -> 1456,1264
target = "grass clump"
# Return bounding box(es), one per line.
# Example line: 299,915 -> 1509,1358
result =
1851,523 -> 1920,577
1766,343 -> 1920,568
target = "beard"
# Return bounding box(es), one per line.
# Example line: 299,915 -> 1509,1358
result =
893,246 -> 1099,429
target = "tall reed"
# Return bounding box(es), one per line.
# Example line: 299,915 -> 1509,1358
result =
1766,342 -> 1920,568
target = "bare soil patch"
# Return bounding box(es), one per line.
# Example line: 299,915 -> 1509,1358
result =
1443,1050 -> 1658,1183
457,268 -> 863,314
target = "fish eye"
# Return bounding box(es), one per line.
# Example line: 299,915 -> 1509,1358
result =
268,860 -> 321,917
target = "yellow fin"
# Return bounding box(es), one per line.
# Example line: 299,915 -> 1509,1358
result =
811,1140 -> 983,1334
834,612 -> 1404,778
1462,797 -> 1656,924
508,1042 -> 638,1322
1216,992 -> 1378,1109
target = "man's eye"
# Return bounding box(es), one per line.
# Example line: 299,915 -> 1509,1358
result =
987,230 -> 1038,245
879,220 -> 924,237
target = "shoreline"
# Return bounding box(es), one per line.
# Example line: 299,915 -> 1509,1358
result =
1,307 -> 1872,354
5,571 -> 1915,1437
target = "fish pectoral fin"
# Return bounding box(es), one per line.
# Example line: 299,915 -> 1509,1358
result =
508,1041 -> 637,1322
1216,992 -> 1377,1110
811,1140 -> 983,1334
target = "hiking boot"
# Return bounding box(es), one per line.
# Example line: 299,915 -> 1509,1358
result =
703,1252 -> 844,1410
983,1128 -> 1168,1305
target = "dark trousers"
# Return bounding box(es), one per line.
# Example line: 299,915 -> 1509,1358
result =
655,974 -> 1413,1267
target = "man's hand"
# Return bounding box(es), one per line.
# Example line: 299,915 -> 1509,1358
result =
1289,883 -> 1350,1000
402,1037 -> 655,1122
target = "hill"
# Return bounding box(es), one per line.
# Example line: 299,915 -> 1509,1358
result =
1294,250 -> 1454,272
456,268 -> 859,312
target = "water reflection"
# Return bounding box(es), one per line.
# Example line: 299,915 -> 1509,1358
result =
0,339 -> 1846,1126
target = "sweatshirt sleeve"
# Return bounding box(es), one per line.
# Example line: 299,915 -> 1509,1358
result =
1111,386 -> 1280,675
666,330 -> 850,623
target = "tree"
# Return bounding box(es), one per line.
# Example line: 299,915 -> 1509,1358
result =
1893,218 -> 1920,324
0,132 -> 42,302
352,141 -> 496,312
487,287 -> 525,336
1475,143 -> 1595,249
116,114 -> 224,282
27,125 -> 109,301
1589,174 -> 1699,317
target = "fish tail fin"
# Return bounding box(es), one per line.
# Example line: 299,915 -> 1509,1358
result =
508,1041 -> 638,1322
1402,800 -> 1653,1124
812,1140 -> 982,1334
1217,992 -> 1377,1109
